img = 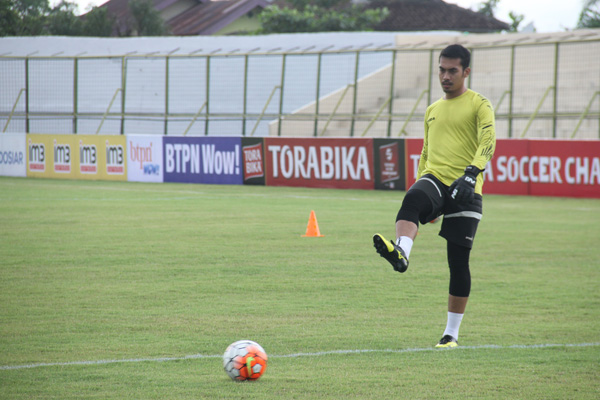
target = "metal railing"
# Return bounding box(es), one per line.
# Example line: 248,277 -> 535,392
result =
571,91 -> 600,139
250,86 -> 280,137
183,101 -> 208,136
1,34 -> 599,139
96,88 -> 122,135
320,84 -> 354,137
2,88 -> 26,133
397,89 -> 429,137
520,86 -> 555,138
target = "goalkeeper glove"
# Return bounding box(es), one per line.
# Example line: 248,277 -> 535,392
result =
449,165 -> 481,204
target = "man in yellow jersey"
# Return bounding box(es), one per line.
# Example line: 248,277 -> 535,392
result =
373,44 -> 496,348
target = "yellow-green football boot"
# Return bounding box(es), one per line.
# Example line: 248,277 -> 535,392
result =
372,233 -> 409,273
435,335 -> 458,348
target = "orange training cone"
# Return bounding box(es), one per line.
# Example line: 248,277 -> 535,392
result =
302,210 -> 324,237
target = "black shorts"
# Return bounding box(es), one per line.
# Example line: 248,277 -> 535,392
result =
409,174 -> 483,248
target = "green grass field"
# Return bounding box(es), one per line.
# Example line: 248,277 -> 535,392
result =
0,176 -> 599,399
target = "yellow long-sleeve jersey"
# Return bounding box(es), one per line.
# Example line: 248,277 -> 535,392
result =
417,89 -> 496,195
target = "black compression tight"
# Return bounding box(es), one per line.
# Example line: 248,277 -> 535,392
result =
447,241 -> 471,297
396,188 -> 432,226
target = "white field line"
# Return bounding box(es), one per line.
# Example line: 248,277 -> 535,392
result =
0,180 -> 394,203
2,180 -> 600,211
1,342 -> 598,371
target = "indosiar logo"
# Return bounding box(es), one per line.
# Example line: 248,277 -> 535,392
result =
0,150 -> 24,165
106,141 -> 124,175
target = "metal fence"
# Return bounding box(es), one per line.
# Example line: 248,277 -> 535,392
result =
1,33 -> 599,139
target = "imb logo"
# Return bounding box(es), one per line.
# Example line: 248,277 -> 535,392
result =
80,141 -> 97,174
28,140 -> 45,172
106,141 -> 125,175
53,140 -> 71,173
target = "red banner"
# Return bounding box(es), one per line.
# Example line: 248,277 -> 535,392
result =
486,139 -> 600,198
404,138 -> 424,189
243,142 -> 264,180
404,138 -> 600,198
483,139 -> 530,196
264,138 -> 374,189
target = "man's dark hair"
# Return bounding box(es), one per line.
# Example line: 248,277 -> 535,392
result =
440,44 -> 471,70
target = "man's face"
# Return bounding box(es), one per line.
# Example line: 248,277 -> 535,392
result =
439,56 -> 470,97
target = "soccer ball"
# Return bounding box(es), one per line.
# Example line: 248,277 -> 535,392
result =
223,340 -> 268,381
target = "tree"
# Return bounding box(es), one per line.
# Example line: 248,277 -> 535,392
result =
477,0 -> 526,32
0,0 -> 116,37
11,0 -> 48,17
47,1 -> 83,35
257,0 -> 388,33
128,0 -> 169,36
5,0 -> 50,35
477,0 -> 500,18
577,0 -> 600,28
507,11 -> 524,32
0,0 -> 20,36
81,6 -> 115,37
0,0 -> 167,37
286,0 -> 351,11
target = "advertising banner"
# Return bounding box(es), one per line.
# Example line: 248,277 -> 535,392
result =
241,137 -> 265,186
163,136 -> 242,185
26,134 -> 126,180
405,138 -> 600,198
0,133 -> 26,177
264,138 -> 374,189
404,138 -> 424,189
27,134 -> 74,178
482,139 -> 530,196
127,135 -> 163,183
373,139 -> 405,190
80,135 -> 127,181
486,139 -> 600,198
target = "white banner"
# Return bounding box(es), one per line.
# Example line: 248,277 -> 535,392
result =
0,133 -> 26,177
126,135 -> 163,183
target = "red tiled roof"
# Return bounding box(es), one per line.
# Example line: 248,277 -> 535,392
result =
99,0 -> 136,35
95,0 -> 267,36
168,0 -> 268,35
93,0 -> 509,36
368,0 -> 510,33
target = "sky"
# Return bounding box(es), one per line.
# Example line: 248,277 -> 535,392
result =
447,0 -> 582,32
59,0 -> 584,33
